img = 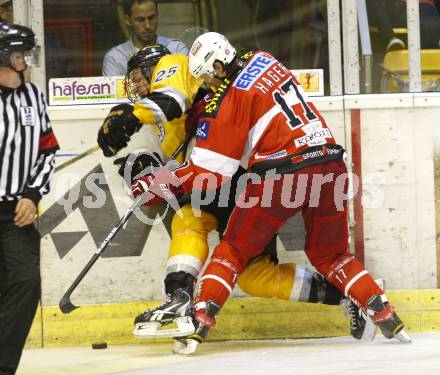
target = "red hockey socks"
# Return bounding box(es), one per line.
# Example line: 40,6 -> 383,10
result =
194,240 -> 247,309
320,255 -> 383,309
195,256 -> 241,307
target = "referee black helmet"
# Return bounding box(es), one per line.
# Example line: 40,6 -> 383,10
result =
0,22 -> 36,66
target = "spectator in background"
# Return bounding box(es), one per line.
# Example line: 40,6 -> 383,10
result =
0,0 -> 12,23
44,36 -> 73,81
102,0 -> 188,76
366,0 -> 406,52
389,0 -> 440,49
368,0 -> 440,51
366,0 -> 440,92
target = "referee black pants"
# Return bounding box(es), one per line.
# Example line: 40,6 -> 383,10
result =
0,202 -> 41,375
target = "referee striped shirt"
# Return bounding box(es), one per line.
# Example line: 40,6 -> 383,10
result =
0,82 -> 59,205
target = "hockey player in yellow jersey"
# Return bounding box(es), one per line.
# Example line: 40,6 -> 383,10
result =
97,44 -> 367,350
98,43 -> 202,162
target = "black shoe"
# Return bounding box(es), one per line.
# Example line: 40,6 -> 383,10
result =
173,300 -> 221,355
342,298 -> 366,340
367,294 -> 404,339
133,289 -> 194,338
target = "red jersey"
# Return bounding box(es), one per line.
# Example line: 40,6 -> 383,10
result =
175,51 -> 342,192
399,1 -> 434,4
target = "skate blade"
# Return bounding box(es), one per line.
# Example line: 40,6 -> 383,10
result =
173,338 -> 187,353
133,321 -> 161,338
134,316 -> 195,338
361,315 -> 377,342
173,338 -> 199,355
394,329 -> 412,343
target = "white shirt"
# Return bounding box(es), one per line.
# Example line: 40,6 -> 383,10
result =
101,36 -> 188,76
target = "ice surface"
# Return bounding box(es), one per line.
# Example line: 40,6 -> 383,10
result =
18,333 -> 440,375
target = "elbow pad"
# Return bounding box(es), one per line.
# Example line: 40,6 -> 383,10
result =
133,103 -> 158,125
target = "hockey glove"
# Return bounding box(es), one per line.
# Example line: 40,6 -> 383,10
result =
131,165 -> 183,207
97,104 -> 143,157
114,151 -> 163,183
185,92 -> 213,136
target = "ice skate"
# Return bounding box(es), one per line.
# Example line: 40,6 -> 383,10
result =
342,298 -> 368,340
367,294 -> 411,343
173,337 -> 201,355
342,279 -> 386,341
133,289 -> 195,338
173,300 -> 221,355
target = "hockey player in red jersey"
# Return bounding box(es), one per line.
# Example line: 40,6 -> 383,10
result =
99,45 -> 356,346
130,32 -> 410,353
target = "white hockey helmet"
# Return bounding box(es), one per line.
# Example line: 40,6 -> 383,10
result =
188,32 -> 236,79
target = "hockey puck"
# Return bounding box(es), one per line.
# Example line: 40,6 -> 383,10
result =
91,342 -> 107,349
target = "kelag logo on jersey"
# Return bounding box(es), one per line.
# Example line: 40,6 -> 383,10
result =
196,121 -> 211,140
234,54 -> 275,91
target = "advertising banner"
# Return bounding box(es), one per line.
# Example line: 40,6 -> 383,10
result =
48,76 -> 128,106
48,69 -> 324,106
291,69 -> 325,97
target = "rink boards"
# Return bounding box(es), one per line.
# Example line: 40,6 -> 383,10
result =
27,93 -> 440,347
26,290 -> 440,348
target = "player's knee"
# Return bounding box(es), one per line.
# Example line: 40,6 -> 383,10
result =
172,204 -> 216,235
168,205 -> 212,265
171,206 -> 208,247
238,256 -> 294,299
237,256 -> 269,296
237,272 -> 269,298
172,205 -> 200,232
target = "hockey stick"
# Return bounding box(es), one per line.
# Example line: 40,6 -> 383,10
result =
59,135 -> 193,314
58,195 -> 144,314
55,145 -> 101,173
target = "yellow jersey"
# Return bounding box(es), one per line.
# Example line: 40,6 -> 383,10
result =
132,54 -> 204,160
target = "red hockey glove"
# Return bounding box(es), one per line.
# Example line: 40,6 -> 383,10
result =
131,165 -> 183,207
185,92 -> 213,135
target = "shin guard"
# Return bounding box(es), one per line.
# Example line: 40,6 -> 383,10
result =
166,204 -> 217,278
322,255 -> 383,309
195,257 -> 240,307
195,241 -> 247,308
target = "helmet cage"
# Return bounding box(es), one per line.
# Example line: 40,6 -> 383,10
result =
125,44 -> 170,102
125,65 -> 153,103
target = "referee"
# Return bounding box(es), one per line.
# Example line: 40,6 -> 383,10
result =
0,23 -> 59,375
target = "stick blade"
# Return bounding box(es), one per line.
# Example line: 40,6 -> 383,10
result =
59,295 -> 79,314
